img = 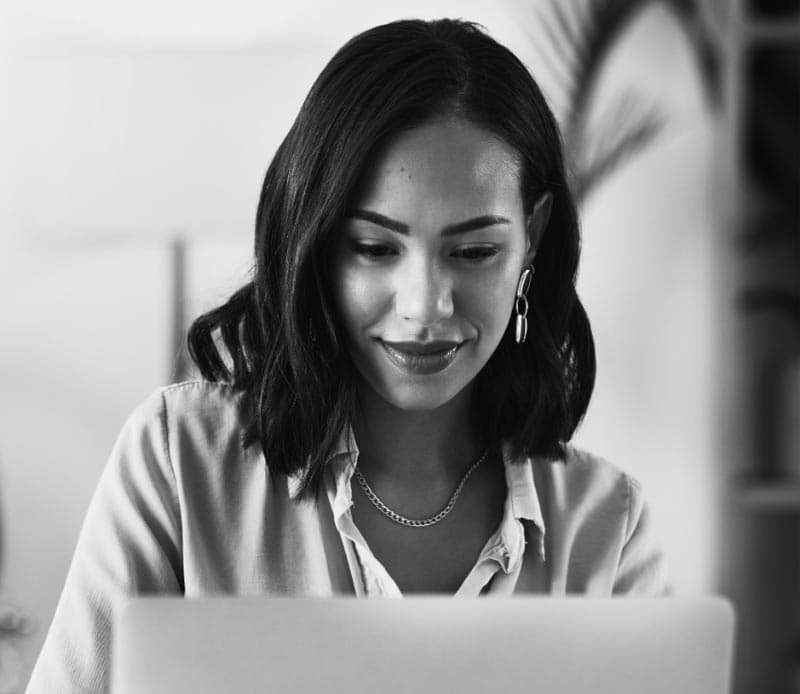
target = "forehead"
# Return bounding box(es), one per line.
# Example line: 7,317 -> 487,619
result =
353,119 -> 522,216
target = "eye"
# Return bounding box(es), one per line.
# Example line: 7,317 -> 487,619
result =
351,241 -> 398,259
451,245 -> 500,262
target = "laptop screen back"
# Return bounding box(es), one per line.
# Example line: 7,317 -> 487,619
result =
112,596 -> 735,694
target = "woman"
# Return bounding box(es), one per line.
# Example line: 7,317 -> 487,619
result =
27,18 -> 667,693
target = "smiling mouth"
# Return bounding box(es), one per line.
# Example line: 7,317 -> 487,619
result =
379,340 -> 463,375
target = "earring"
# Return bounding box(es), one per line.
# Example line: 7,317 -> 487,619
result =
515,266 -> 534,344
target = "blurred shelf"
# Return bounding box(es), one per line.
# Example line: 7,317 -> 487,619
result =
742,19 -> 800,41
746,0 -> 800,22
740,482 -> 800,509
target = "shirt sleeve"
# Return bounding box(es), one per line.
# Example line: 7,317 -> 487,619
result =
612,475 -> 671,596
25,390 -> 183,694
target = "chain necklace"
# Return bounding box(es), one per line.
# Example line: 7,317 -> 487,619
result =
353,449 -> 488,528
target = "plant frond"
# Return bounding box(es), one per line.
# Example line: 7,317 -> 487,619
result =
569,89 -> 666,199
659,0 -> 722,105
534,0 -> 653,134
526,0 -> 718,201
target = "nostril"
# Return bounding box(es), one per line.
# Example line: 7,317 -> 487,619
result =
395,274 -> 454,326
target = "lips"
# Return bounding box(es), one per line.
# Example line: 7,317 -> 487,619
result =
383,340 -> 461,355
379,340 -> 463,375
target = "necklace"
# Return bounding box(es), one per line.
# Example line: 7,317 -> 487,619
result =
353,449 -> 488,528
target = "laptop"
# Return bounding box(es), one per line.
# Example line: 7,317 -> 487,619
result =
111,596 -> 735,694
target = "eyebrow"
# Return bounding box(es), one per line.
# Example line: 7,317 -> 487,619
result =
348,209 -> 511,236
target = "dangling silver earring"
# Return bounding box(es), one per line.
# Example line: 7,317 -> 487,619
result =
515,266 -> 534,344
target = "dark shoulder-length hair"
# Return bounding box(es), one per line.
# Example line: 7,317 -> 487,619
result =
188,18 -> 595,497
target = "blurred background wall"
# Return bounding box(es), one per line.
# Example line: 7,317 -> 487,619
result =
0,1 -> 797,692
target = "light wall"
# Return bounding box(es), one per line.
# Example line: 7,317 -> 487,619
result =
572,5 -> 718,594
0,2 -> 721,688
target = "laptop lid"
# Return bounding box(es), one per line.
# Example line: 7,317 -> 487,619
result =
111,596 -> 735,694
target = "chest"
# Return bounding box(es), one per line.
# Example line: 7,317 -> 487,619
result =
350,463 -> 506,593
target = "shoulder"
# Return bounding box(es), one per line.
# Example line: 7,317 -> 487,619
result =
128,380 -> 246,436
527,445 -> 668,595
564,444 -> 639,492
532,443 -> 642,526
158,379 -> 246,428
114,380 -> 269,513
123,380 -> 252,471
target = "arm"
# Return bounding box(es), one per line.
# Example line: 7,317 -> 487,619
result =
612,475 -> 670,596
26,391 -> 183,694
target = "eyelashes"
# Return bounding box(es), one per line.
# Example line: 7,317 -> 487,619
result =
352,242 -> 396,258
350,241 -> 500,263
452,246 -> 500,261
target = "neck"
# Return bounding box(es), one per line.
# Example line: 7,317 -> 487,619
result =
352,382 -> 485,487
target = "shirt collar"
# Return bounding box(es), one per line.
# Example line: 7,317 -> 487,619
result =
289,429 -> 547,559
499,441 -> 547,564
501,441 -> 546,532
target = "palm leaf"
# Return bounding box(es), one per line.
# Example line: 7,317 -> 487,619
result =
528,0 -> 719,202
534,0 -> 652,130
660,0 -> 722,105
569,89 -> 666,200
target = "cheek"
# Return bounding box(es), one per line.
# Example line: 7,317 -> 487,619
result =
457,266 -> 518,331
333,264 -> 387,333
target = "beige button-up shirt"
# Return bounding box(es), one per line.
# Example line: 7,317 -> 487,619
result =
26,381 -> 668,693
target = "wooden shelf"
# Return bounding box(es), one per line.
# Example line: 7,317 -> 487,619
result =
739,482 -> 800,509
745,17 -> 800,32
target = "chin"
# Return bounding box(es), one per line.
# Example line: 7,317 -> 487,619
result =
384,392 -> 452,412
374,377 -> 471,412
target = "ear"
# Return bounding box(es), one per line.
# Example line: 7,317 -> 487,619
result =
524,192 -> 553,265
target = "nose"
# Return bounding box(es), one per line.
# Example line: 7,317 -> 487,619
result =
394,258 -> 454,328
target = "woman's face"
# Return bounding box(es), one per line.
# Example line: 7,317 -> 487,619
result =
331,118 -> 534,411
